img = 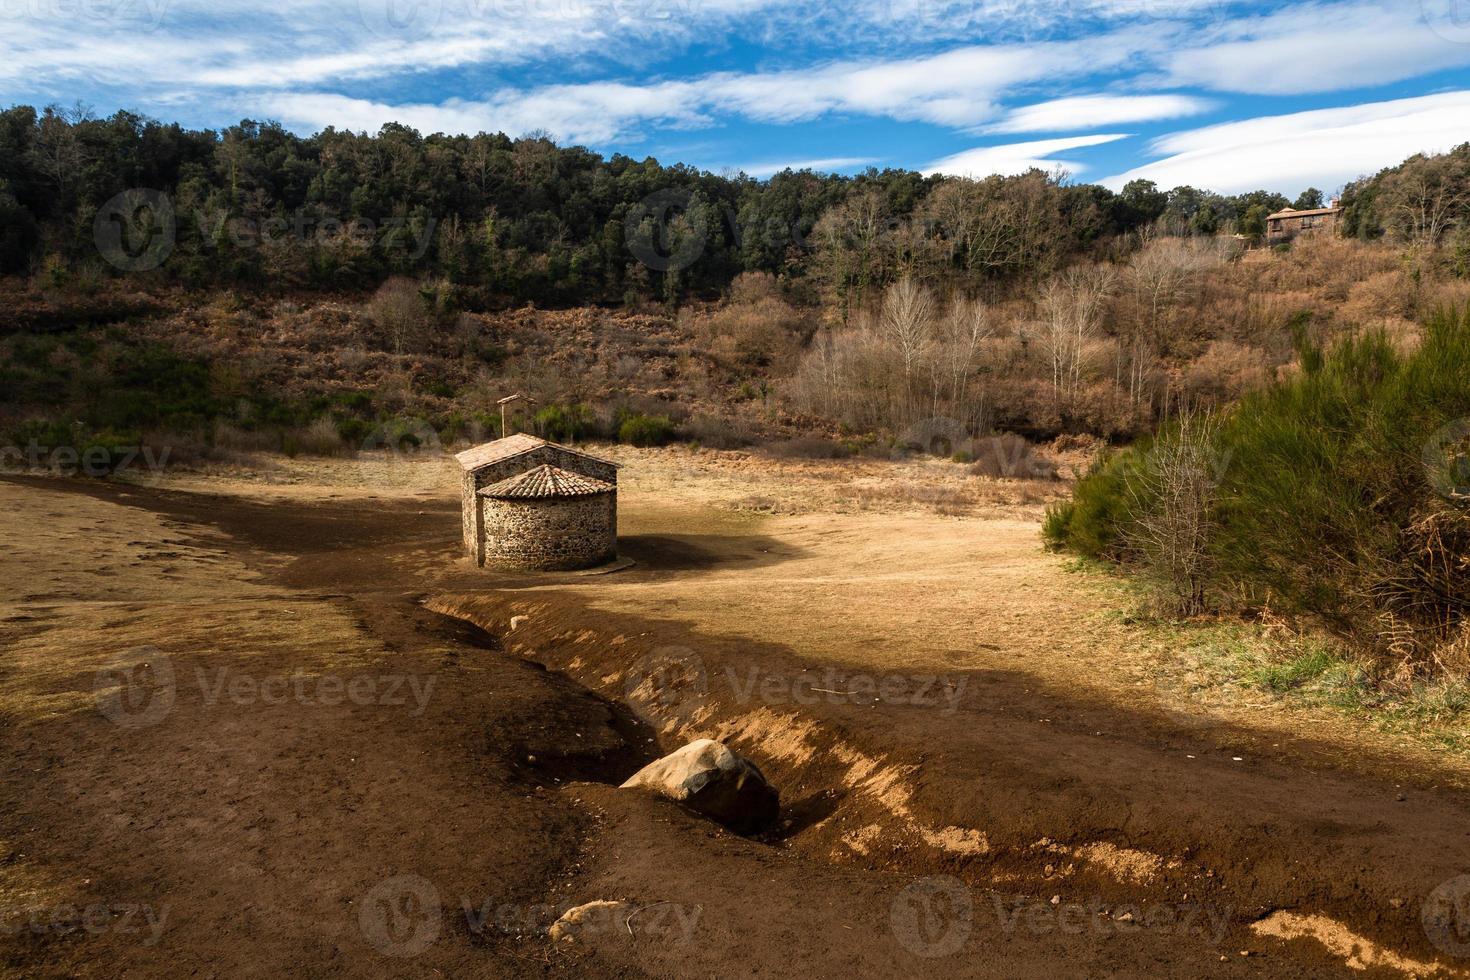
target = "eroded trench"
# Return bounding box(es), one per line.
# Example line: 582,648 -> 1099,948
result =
425,590 -> 1466,977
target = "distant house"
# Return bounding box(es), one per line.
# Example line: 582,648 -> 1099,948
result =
1266,200 -> 1343,245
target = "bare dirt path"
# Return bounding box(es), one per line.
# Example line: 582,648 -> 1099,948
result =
2,453 -> 1469,977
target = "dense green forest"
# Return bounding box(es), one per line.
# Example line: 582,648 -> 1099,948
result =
0,103 -> 1385,306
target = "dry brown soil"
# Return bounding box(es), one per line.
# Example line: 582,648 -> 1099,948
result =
2,446 -> 1469,978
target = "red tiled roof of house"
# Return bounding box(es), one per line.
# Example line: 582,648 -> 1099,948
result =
1266,206 -> 1343,220
477,464 -> 615,499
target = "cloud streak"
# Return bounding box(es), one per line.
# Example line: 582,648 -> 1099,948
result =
986,94 -> 1215,133
924,134 -> 1131,178
1103,90 -> 1470,194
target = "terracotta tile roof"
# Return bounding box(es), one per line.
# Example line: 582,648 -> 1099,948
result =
1266,206 -> 1342,220
454,434 -> 619,472
478,464 -> 615,499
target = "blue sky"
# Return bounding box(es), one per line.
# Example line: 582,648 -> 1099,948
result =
3,0 -> 1469,194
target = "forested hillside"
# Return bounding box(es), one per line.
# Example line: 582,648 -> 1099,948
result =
0,103 -> 1402,305
3,104 -> 1469,482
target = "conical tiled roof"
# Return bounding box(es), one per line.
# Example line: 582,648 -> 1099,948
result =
478,464 -> 615,499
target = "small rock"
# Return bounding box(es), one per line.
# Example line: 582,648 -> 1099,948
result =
1050,895 -> 1060,906
509,615 -> 529,631
621,738 -> 779,834
548,901 -> 635,942
1390,897 -> 1405,909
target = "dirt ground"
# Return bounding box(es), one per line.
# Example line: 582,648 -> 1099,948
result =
3,445 -> 1469,977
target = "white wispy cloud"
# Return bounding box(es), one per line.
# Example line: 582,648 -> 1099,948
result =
733,157 -> 879,177
257,85 -> 710,145
1103,90 -> 1470,194
1164,0 -> 1470,94
986,93 -> 1215,133
923,133 -> 1130,178
257,33 -> 1155,143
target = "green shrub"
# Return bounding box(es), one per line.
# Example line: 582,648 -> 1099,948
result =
535,403 -> 595,443
618,413 -> 674,447
1053,305 -> 1470,673
1044,443 -> 1151,560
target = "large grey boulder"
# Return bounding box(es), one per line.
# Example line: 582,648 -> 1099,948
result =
620,738 -> 779,834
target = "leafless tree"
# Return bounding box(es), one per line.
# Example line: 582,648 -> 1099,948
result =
930,295 -> 992,426
1125,235 -> 1218,346
1038,265 -> 1114,404
1379,153 -> 1470,247
33,103 -> 90,204
1125,413 -> 1221,616
880,275 -> 936,382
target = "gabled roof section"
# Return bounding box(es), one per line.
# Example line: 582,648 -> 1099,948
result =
455,433 -> 545,471
1267,206 -> 1343,220
478,464 -> 615,499
454,434 -> 620,472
